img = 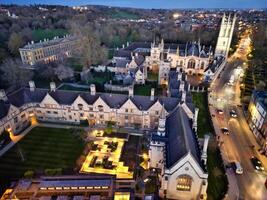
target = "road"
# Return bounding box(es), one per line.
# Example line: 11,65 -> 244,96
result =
209,30 -> 267,200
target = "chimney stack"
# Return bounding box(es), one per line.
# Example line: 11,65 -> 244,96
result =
0,89 -> 7,101
150,88 -> 155,101
201,134 -> 210,165
90,84 -> 96,95
29,81 -> 36,92
128,86 -> 134,98
181,91 -> 186,102
50,82 -> 56,92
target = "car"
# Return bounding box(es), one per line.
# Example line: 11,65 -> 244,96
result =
217,109 -> 224,115
221,127 -> 229,135
250,156 -> 264,171
230,110 -> 237,118
232,162 -> 243,174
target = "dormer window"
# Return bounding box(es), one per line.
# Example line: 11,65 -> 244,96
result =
78,104 -> 83,111
98,105 -> 104,112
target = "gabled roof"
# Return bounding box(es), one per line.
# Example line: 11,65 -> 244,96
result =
164,106 -> 201,168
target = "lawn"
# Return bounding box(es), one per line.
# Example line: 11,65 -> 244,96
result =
207,141 -> 228,200
32,29 -> 68,41
0,127 -> 85,181
192,92 -> 213,138
134,85 -> 152,96
108,10 -> 139,20
58,84 -> 89,92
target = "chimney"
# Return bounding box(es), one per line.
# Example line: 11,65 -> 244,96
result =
181,91 -> 186,102
179,81 -> 185,92
29,81 -> 36,92
201,134 -> 210,165
128,86 -> 134,98
0,89 -> 7,101
50,82 -> 56,92
177,73 -> 182,81
150,88 -> 155,101
90,84 -> 96,95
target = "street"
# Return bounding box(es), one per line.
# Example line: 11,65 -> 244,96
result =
209,30 -> 267,199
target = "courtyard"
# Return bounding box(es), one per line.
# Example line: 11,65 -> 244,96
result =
0,127 -> 85,183
80,130 -> 141,179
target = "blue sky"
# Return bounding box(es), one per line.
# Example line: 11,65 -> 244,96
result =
1,0 -> 266,9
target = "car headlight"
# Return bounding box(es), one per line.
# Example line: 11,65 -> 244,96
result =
256,166 -> 259,169
261,167 -> 264,170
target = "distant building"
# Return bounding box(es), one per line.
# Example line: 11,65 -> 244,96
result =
247,91 -> 267,154
19,35 -> 79,66
214,13 -> 236,58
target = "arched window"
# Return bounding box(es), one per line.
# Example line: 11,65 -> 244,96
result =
176,175 -> 192,191
187,59 -> 196,69
200,61 -> 205,69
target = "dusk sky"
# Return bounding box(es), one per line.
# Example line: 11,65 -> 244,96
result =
1,0 -> 267,9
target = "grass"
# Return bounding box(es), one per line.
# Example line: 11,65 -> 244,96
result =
0,127 -> 85,183
108,10 -> 139,20
147,72 -> 158,81
207,142 -> 228,200
192,92 -> 213,138
134,85 -> 152,96
58,84 -> 89,92
32,29 -> 68,41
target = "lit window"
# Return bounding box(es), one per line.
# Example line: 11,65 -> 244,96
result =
176,175 -> 192,191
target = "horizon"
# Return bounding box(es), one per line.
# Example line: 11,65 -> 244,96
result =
1,0 -> 267,9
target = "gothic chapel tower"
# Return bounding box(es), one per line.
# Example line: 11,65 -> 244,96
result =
215,13 -> 236,58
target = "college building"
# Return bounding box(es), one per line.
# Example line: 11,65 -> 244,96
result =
19,35 -> 79,66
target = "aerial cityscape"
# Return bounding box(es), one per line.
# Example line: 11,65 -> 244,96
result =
0,0 -> 266,200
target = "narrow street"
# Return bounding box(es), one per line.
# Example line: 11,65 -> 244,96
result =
208,30 -> 267,199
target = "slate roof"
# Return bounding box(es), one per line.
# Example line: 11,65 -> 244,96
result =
0,87 -> 193,120
115,42 -> 210,60
115,59 -> 130,68
164,106 -> 201,168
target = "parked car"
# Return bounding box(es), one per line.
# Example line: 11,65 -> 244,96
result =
232,162 -> 243,174
230,110 -> 237,118
221,127 -> 229,135
217,109 -> 224,115
251,156 -> 264,171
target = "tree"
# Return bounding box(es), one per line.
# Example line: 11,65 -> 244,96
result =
0,58 -> 33,89
54,63 -> 74,80
70,23 -> 108,69
8,32 -> 23,55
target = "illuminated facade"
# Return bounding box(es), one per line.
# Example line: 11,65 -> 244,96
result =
0,81 -> 193,136
149,102 -> 209,200
247,91 -> 267,155
19,35 -> 79,66
214,13 -> 236,58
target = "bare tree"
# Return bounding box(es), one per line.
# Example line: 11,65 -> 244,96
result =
0,58 -> 33,89
54,63 -> 74,81
70,22 -> 108,69
8,32 -> 23,55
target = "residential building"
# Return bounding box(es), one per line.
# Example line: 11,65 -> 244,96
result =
247,91 -> 267,154
19,35 -> 79,66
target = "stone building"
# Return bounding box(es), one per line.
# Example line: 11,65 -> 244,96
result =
19,35 -> 79,66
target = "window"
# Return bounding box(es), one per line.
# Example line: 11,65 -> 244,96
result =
125,109 -> 128,113
187,59 -> 196,69
98,105 -> 104,112
89,107 -> 93,111
99,114 -> 104,119
53,111 -> 58,114
125,115 -> 128,120
21,114 -> 26,118
176,175 -> 192,191
14,117 -> 18,123
200,62 -> 205,69
155,111 -> 159,115
80,113 -> 84,117
78,104 -> 83,111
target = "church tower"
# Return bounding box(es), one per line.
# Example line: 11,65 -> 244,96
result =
215,13 -> 236,58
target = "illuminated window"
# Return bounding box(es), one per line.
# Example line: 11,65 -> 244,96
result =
176,175 -> 192,191
187,59 -> 196,69
200,62 -> 205,69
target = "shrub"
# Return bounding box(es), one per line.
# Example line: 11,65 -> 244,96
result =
24,170 -> 34,179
